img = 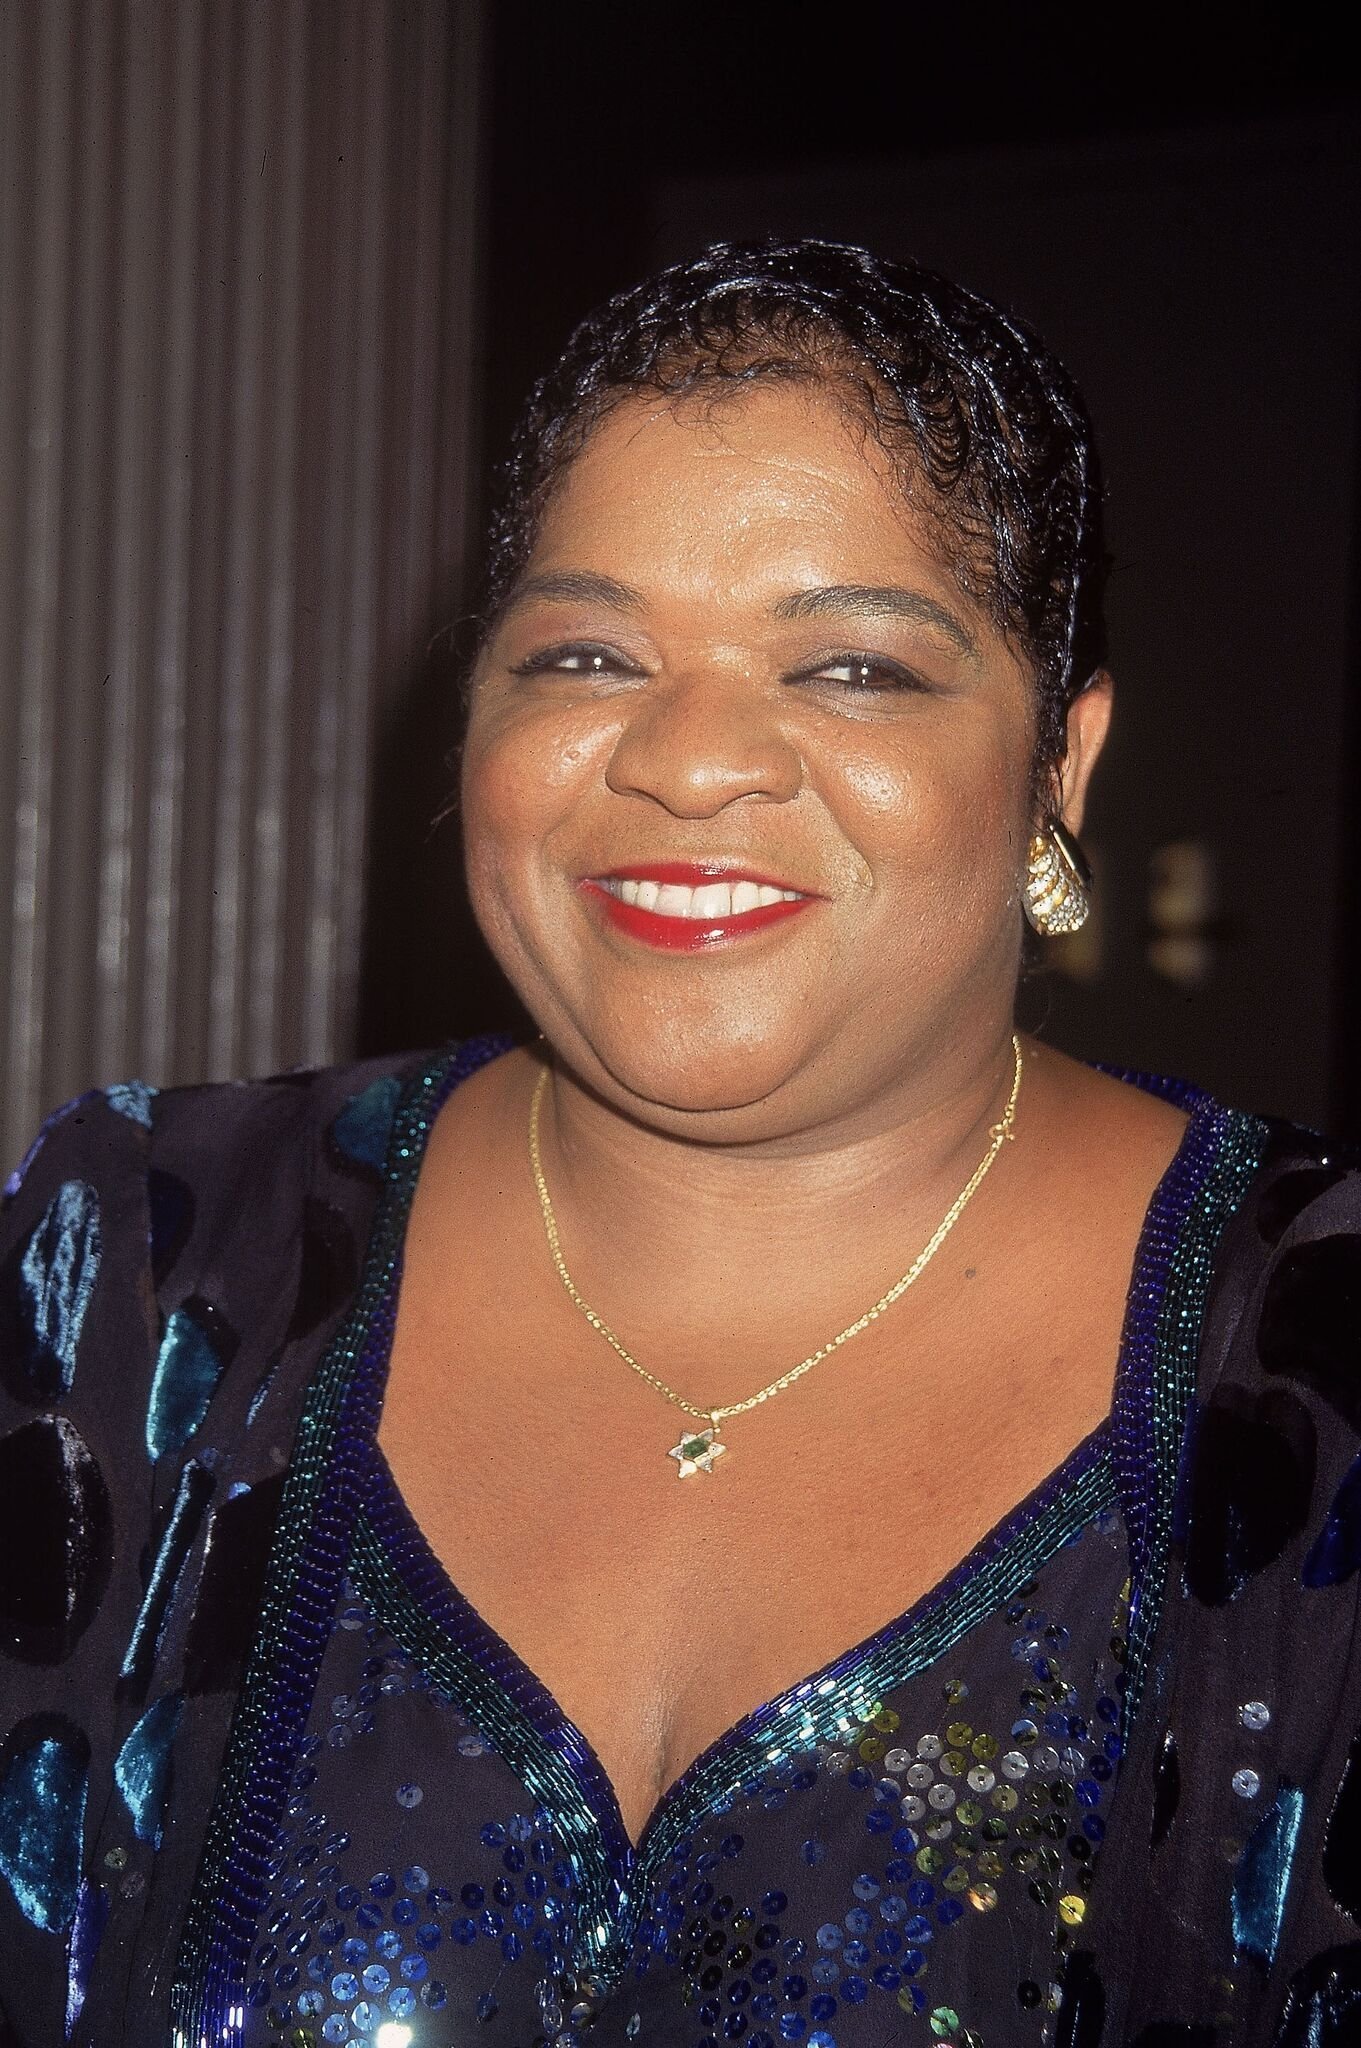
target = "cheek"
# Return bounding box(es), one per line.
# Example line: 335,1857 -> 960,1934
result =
460,705 -> 622,970
460,725 -> 546,946
832,727 -> 1025,887
461,705 -> 604,868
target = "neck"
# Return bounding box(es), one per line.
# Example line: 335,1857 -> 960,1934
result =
525,1023 -> 1029,1374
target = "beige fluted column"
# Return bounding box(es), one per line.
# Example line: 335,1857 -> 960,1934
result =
0,0 -> 484,1164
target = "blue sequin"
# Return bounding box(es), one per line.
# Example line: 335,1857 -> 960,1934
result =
146,1299 -> 234,1459
104,1079 -> 156,1127
0,1721 -> 89,1931
1233,1780 -> 1305,1963
114,1692 -> 185,1848
15,1179 -> 102,1400
331,1075 -> 403,1172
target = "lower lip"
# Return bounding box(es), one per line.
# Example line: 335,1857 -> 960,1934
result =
580,881 -> 814,952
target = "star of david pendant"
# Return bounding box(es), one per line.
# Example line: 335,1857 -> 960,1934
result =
668,1425 -> 727,1478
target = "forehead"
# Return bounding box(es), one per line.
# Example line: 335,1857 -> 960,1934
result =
525,381 -> 990,633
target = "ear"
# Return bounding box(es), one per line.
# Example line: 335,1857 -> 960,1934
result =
1050,670 -> 1113,835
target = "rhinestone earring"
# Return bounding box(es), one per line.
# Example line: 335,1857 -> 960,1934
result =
1023,821 -> 1092,935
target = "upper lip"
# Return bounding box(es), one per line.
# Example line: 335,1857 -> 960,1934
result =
587,860 -> 823,897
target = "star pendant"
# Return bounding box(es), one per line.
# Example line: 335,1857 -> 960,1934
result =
668,1425 -> 727,1478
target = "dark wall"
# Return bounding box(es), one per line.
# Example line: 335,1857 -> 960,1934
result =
379,9 -> 1361,1128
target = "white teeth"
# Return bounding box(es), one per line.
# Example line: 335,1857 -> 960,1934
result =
597,876 -> 807,918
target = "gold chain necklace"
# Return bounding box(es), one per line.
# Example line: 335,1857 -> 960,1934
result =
528,1035 -> 1023,1477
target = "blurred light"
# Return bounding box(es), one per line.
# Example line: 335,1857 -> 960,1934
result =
375,2029 -> 413,2048
1148,838 -> 1219,989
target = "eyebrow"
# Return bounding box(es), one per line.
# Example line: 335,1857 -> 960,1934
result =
771,584 -> 979,659
500,570 -> 646,616
501,570 -> 979,661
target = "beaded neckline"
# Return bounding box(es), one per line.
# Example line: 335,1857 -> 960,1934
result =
170,1042 -> 1270,2036
356,1425 -> 1115,1985
351,1070 -> 1267,1987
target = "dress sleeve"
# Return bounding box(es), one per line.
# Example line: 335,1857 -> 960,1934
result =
0,1086 -> 157,2044
1063,1133 -> 1361,2048
1,1056 -> 412,2045
1238,1160 -> 1361,2045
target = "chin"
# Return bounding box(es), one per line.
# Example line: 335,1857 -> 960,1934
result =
572,1008 -> 813,1127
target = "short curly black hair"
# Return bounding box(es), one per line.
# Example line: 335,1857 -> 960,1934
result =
480,238 -> 1107,782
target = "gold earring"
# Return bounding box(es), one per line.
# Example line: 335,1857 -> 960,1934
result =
1024,821 -> 1092,935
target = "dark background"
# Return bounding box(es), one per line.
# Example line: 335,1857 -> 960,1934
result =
359,8 -> 1361,1134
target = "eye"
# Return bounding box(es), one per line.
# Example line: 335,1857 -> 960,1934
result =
794,651 -> 932,695
508,640 -> 645,679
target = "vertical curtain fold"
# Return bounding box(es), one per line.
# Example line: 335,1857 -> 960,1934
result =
0,0 -> 483,1164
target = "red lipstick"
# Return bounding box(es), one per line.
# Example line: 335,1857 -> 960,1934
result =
579,861 -> 819,953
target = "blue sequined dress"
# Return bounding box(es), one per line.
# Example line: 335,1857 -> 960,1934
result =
2,1038 -> 1361,2047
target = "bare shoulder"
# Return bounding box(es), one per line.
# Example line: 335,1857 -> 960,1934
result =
1018,1036 -> 1191,1212
407,1040 -> 565,1300
1032,1037 -> 1189,1127
418,1042 -> 537,1183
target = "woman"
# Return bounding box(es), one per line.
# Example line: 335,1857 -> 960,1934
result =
1,239 -> 1358,2048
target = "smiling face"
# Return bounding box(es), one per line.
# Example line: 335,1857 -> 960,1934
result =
462,378 -> 1105,1141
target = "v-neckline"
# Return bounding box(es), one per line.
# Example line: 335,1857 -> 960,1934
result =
170,1041 -> 1273,2036
357,1423 -> 1115,1867
346,1047 -> 1262,1945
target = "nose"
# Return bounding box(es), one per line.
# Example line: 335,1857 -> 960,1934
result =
603,669 -> 803,818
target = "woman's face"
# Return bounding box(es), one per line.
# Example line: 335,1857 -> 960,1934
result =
463,380 -> 1103,1140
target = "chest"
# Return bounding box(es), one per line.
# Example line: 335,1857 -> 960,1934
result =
377,1257 -> 1125,1843
234,1436 -> 1130,2047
